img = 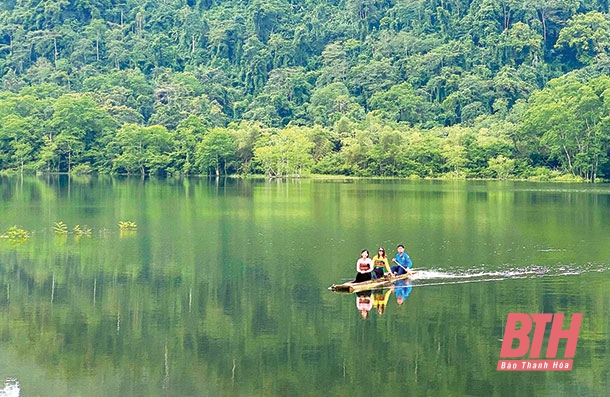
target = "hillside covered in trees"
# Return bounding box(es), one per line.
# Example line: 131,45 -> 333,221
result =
1,0 -> 610,180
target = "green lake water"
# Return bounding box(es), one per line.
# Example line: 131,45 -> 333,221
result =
0,176 -> 609,396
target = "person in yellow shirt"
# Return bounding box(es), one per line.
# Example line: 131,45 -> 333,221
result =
372,247 -> 392,279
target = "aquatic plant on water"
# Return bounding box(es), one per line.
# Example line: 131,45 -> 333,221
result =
118,221 -> 137,231
53,221 -> 68,235
2,226 -> 31,243
73,225 -> 92,235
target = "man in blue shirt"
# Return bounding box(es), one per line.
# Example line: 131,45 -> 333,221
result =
391,244 -> 412,275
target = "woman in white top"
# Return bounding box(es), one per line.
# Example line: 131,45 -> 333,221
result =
355,249 -> 374,283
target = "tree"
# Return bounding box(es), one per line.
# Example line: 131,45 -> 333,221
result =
441,142 -> 468,177
230,121 -> 263,174
524,0 -> 578,48
147,71 -> 228,129
308,83 -> 363,126
254,127 -> 314,177
488,155 -> 515,179
248,0 -> 289,43
110,124 -> 174,176
498,22 -> 543,66
195,127 -> 235,176
368,82 -> 431,125
520,76 -> 609,181
338,129 -> 374,175
556,11 -> 610,66
241,37 -> 269,93
1,0 -> 609,180
492,66 -> 538,107
441,71 -> 494,124
84,18 -> 107,62
468,0 -> 503,46
0,114 -> 39,171
242,67 -> 313,126
317,41 -> 349,86
82,69 -> 154,120
48,93 -> 116,172
171,115 -> 207,174
346,57 -> 399,104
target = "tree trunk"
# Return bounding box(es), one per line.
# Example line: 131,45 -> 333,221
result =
54,38 -> 58,64
540,11 -> 547,43
562,145 -> 573,174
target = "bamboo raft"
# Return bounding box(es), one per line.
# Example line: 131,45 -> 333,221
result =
329,272 -> 415,293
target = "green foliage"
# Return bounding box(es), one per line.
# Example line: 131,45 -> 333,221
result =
556,11 -> 610,66
195,127 -> 236,175
308,82 -> 363,127
254,127 -> 315,177
488,155 -> 516,179
369,82 -> 431,126
110,124 -> 173,176
520,75 -> 610,181
0,0 -> 609,180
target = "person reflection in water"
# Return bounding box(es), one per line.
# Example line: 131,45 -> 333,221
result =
356,291 -> 373,319
372,288 -> 392,315
393,279 -> 412,306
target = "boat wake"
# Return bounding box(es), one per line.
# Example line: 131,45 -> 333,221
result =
0,378 -> 20,397
409,262 -> 608,287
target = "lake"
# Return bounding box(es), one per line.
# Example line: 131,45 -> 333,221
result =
0,176 -> 609,396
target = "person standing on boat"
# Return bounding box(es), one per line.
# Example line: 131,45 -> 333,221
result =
391,244 -> 412,276
355,249 -> 374,283
372,247 -> 391,279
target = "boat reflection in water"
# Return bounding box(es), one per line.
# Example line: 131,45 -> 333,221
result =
353,279 -> 413,319
330,272 -> 415,319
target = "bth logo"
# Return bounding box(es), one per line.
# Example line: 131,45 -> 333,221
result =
497,313 -> 582,371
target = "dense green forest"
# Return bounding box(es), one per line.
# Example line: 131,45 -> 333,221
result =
1,0 -> 610,180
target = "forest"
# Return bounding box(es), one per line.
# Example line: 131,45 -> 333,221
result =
1,0 -> 610,181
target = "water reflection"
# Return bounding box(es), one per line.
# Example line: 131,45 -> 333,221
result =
355,291 -> 372,319
354,280 -> 413,319
393,279 -> 412,306
0,177 -> 609,395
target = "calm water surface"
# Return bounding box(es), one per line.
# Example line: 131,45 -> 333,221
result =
0,176 -> 609,396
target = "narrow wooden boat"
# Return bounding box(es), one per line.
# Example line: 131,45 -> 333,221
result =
329,272 -> 415,293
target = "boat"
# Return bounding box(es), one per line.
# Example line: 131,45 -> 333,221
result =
329,271 -> 415,293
